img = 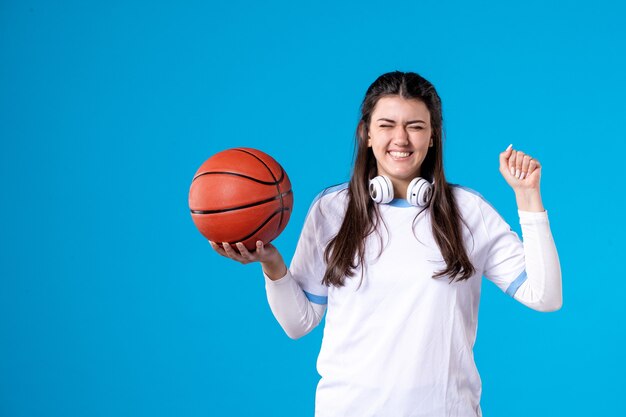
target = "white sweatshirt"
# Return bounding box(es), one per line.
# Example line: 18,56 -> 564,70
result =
263,182 -> 562,417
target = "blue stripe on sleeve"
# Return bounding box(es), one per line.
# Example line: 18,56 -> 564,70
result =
505,269 -> 528,297
303,290 -> 328,305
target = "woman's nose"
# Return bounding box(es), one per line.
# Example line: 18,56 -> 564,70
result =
392,126 -> 409,144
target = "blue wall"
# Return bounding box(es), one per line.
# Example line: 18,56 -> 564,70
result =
1,0 -> 624,415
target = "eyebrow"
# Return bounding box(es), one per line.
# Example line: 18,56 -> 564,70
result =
376,118 -> 427,124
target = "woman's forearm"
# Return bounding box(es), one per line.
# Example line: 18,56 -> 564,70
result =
261,256 -> 288,281
514,188 -> 545,212
263,269 -> 326,339
513,210 -> 563,312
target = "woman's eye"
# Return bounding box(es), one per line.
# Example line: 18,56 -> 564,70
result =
379,125 -> 423,129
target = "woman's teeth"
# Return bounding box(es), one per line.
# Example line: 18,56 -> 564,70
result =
388,151 -> 412,158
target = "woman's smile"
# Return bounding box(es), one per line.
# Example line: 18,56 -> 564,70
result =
387,151 -> 413,160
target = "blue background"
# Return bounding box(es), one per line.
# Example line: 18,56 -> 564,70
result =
1,0 -> 624,416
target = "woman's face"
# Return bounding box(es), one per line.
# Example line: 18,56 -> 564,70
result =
367,96 -> 433,187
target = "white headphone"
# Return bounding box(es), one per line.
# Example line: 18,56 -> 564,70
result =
369,175 -> 433,207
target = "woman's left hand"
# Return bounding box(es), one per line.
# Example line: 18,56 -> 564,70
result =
499,144 -> 541,191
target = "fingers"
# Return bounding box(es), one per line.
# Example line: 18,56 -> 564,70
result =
508,150 -> 524,179
508,150 -> 523,178
235,242 -> 258,263
529,158 -> 541,172
498,144 -> 513,167
502,145 -> 540,181
514,152 -> 537,180
222,242 -> 249,263
255,240 -> 273,262
209,241 -> 228,257
209,240 -> 263,264
520,154 -> 532,180
255,240 -> 265,256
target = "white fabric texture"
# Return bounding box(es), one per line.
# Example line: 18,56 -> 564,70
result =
263,183 -> 562,417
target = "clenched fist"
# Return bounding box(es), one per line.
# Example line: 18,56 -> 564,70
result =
499,144 -> 542,192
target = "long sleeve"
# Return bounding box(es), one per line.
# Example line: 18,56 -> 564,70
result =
261,189 -> 337,338
510,210 -> 563,312
480,193 -> 563,313
263,269 -> 327,339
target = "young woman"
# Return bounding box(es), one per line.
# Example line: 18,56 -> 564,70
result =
209,71 -> 562,417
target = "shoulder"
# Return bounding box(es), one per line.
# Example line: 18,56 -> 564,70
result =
448,183 -> 505,221
305,181 -> 350,220
313,181 -> 350,203
449,184 -> 503,229
449,183 -> 487,204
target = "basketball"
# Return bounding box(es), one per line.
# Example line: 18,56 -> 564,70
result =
189,148 -> 293,251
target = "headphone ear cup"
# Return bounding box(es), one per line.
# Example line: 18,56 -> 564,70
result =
369,175 -> 394,204
406,177 -> 433,207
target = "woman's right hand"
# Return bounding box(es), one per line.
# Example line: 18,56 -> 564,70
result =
209,240 -> 287,280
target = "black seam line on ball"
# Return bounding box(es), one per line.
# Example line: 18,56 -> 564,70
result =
233,149 -> 286,234
190,190 -> 292,214
192,170 -> 285,185
231,206 -> 291,244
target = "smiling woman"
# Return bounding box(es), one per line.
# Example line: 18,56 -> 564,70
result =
366,96 -> 434,198
209,70 -> 563,417
323,71 -> 475,288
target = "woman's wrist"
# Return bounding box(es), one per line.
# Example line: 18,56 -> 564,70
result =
262,257 -> 288,281
514,188 -> 545,212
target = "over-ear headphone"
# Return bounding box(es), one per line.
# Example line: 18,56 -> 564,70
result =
369,175 -> 433,207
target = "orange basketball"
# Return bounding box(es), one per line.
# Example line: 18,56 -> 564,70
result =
189,148 -> 293,251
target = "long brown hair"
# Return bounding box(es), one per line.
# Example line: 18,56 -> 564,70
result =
321,71 -> 475,288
